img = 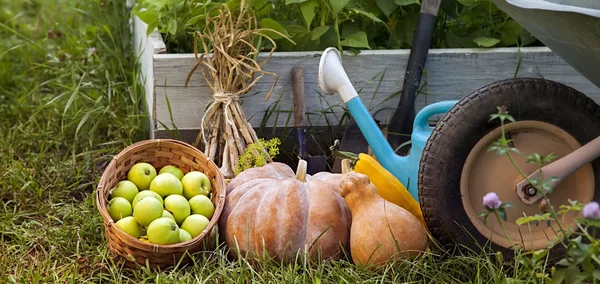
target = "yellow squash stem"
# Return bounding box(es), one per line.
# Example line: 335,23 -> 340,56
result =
353,153 -> 428,229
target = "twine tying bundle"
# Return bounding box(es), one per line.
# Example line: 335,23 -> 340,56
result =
199,91 -> 238,145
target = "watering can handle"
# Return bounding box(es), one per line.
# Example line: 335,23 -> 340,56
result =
413,101 -> 459,133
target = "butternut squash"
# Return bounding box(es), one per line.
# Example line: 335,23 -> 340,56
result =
353,153 -> 427,229
336,151 -> 427,229
339,171 -> 428,267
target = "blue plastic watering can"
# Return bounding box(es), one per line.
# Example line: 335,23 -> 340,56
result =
318,47 -> 458,201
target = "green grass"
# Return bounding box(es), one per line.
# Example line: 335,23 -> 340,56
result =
0,0 -> 558,282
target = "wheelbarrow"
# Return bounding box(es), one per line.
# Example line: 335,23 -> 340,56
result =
319,0 -> 600,262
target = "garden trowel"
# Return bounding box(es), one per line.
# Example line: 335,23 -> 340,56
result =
292,67 -> 327,174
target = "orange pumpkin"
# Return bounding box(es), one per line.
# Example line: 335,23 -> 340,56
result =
218,160 -> 352,263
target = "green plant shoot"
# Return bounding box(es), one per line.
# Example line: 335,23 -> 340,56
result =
235,138 -> 281,175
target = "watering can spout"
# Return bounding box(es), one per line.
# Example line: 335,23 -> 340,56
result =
318,47 -> 359,103
318,47 -> 400,171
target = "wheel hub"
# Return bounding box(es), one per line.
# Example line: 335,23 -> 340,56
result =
523,184 -> 537,197
460,120 -> 595,251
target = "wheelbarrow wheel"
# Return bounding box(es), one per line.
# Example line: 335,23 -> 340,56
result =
418,78 -> 600,262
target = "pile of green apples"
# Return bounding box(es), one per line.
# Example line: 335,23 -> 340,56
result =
106,162 -> 215,245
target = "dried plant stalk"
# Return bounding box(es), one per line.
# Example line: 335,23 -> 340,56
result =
185,0 -> 293,178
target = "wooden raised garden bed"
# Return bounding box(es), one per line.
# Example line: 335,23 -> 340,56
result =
132,16 -> 600,145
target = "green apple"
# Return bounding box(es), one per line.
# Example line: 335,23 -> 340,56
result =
115,216 -> 142,238
159,165 -> 184,180
164,194 -> 190,225
127,162 -> 157,191
147,217 -> 180,245
133,197 -> 163,227
149,173 -> 183,198
181,214 -> 210,238
181,171 -> 211,199
131,190 -> 163,208
107,197 -> 132,221
110,180 -> 139,203
162,210 -> 175,221
179,228 -> 192,243
188,195 -> 215,219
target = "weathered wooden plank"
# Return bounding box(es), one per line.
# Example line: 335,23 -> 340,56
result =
132,15 -> 167,137
151,47 -> 600,131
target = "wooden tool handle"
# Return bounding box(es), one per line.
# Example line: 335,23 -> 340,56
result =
292,67 -> 306,128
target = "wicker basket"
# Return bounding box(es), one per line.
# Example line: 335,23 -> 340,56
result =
96,139 -> 226,269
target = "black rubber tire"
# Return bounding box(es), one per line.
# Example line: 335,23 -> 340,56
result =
418,78 -> 600,262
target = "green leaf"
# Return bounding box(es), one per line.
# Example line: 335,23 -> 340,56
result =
225,0 -> 242,11
301,0 -> 318,28
440,0 -> 459,18
500,20 -> 523,46
318,26 -> 339,49
340,31 -> 370,49
144,0 -> 179,8
330,0 -> 350,15
515,213 -> 552,225
583,257 -> 595,274
473,37 -> 501,47
76,110 -> 91,137
497,209 -> 507,221
260,18 -> 290,39
291,30 -> 312,50
252,0 -> 272,17
520,29 -> 538,46
311,26 -> 329,40
552,269 -> 566,284
341,22 -> 361,38
556,258 -> 572,267
501,202 -> 515,208
167,19 -> 177,35
351,8 -> 385,24
133,9 -> 159,25
544,153 -> 557,163
286,24 -> 310,35
395,11 -> 419,45
186,14 -> 206,26
286,0 -> 307,4
457,0 -> 479,7
532,249 -> 548,261
145,19 -> 159,36
566,273 -> 588,284
376,0 -> 398,17
395,0 -> 419,6
482,212 -> 490,224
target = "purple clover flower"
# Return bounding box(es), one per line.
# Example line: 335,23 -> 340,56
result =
583,201 -> 600,219
483,192 -> 502,210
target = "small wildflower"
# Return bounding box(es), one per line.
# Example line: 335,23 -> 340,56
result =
88,47 -> 97,54
538,199 -> 554,214
58,52 -> 68,62
483,192 -> 502,210
47,28 -> 62,38
583,201 -> 600,219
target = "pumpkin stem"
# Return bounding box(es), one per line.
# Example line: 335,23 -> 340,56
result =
341,159 -> 352,174
296,159 -> 307,182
